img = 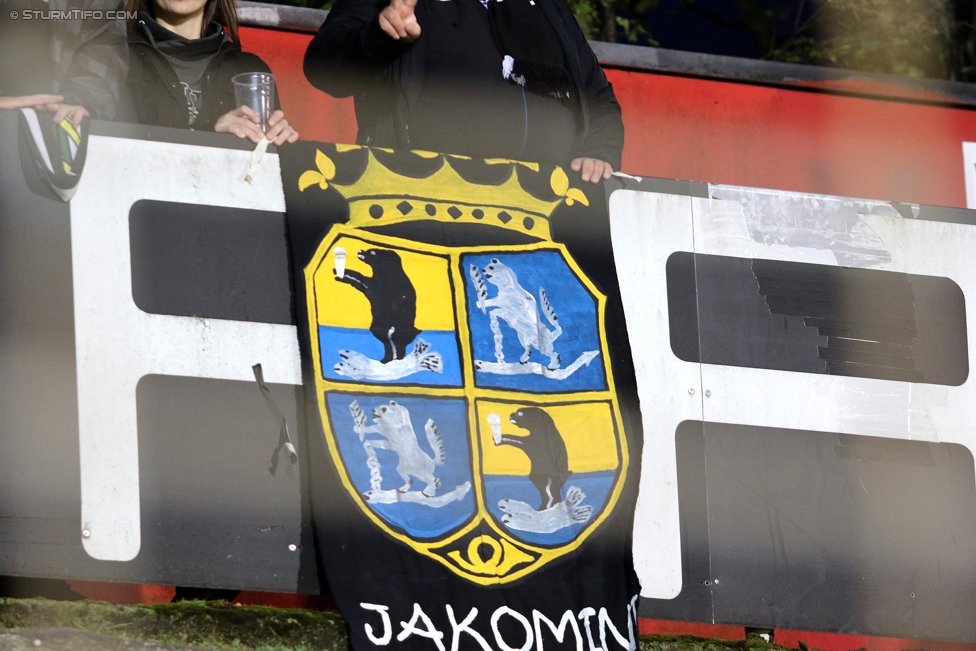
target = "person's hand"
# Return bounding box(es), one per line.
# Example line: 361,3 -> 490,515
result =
266,109 -> 300,145
216,106 -> 300,145
571,157 -> 613,184
0,94 -> 63,111
52,104 -> 89,126
378,0 -> 421,41
215,105 -> 266,143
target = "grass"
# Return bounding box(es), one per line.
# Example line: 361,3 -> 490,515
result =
0,598 -> 348,651
0,598 -> 821,651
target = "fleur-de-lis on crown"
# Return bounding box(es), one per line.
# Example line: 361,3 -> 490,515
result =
550,168 -> 589,207
298,150 -> 337,192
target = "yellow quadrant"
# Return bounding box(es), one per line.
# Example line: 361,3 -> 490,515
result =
313,236 -> 455,331
475,400 -> 619,475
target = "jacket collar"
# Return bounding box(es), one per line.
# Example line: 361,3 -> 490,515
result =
132,11 -> 233,56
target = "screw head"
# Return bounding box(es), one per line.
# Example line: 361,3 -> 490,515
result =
81,529 -> 91,539
705,390 -> 711,397
288,544 -> 297,552
688,388 -> 695,395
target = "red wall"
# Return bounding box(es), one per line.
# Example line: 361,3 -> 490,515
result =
241,27 -> 358,146
240,25 -> 976,208
610,69 -> 976,207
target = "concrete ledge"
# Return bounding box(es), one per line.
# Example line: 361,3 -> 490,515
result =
588,40 -> 976,105
238,1 -> 328,32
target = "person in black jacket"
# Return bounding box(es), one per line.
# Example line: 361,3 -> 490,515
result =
0,0 -> 128,124
123,0 -> 299,145
303,0 -> 623,183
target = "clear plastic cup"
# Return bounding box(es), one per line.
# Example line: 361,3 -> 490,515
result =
232,72 -> 276,133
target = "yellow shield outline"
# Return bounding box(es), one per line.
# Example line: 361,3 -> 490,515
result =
305,224 -> 629,585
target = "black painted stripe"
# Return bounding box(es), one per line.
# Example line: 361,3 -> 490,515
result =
667,252 -> 968,386
129,200 -> 294,325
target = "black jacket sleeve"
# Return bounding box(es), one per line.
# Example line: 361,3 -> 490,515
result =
55,0 -> 129,120
303,0 -> 416,98
576,68 -> 624,169
552,1 -> 624,169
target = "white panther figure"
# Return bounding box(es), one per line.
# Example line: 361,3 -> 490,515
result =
351,400 -> 445,497
470,259 -> 562,370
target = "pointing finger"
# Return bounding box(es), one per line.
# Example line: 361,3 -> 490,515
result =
388,9 -> 408,38
378,12 -> 399,39
379,8 -> 407,38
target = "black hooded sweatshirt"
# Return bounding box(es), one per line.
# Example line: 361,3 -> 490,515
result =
303,0 -> 624,167
123,13 -> 275,131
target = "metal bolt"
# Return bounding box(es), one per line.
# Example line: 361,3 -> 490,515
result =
688,388 -> 695,395
705,390 -> 711,397
288,544 -> 297,552
81,529 -> 91,539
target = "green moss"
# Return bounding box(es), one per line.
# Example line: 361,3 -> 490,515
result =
639,633 -> 814,651
0,598 -> 349,651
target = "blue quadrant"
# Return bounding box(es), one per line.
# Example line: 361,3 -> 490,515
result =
462,251 -> 606,393
327,394 -> 475,539
484,470 -> 616,546
319,326 -> 463,387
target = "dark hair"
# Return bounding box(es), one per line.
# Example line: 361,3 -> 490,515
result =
125,0 -> 240,43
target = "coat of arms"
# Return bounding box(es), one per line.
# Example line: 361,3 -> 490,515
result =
299,146 -> 629,584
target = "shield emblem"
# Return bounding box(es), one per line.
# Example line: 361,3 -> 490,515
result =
301,148 -> 628,584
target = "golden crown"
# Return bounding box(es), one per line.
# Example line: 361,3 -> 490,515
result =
298,145 -> 589,240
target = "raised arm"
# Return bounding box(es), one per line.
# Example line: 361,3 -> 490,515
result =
303,0 -> 420,98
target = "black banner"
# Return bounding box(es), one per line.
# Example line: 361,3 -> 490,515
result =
279,142 -> 642,651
